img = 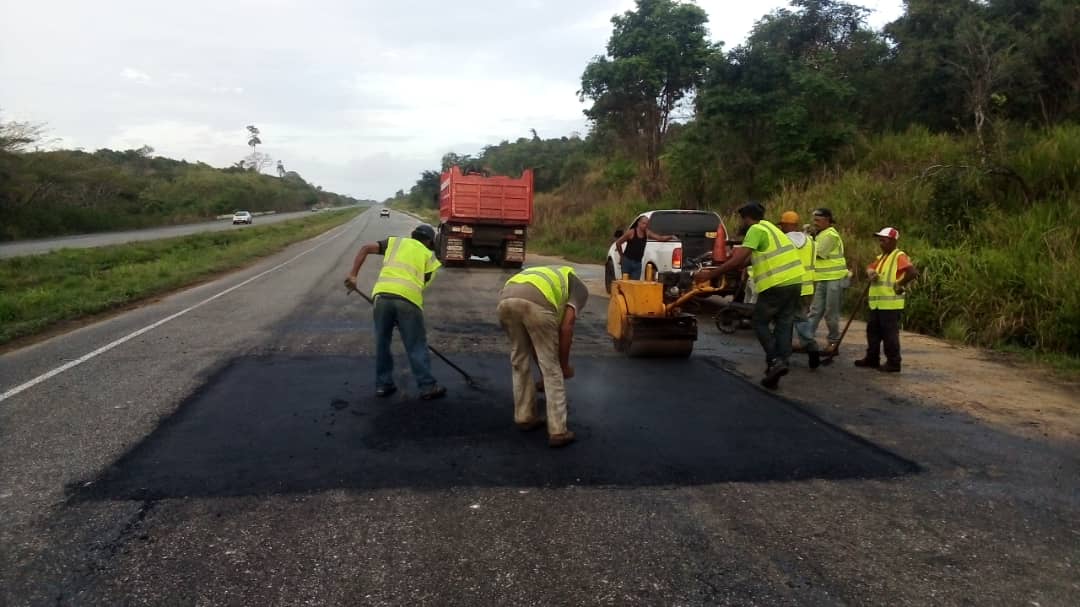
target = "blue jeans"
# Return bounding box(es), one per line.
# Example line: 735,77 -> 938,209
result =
754,284 -> 801,367
373,295 -> 436,390
808,278 -> 846,344
793,295 -> 820,351
621,258 -> 643,280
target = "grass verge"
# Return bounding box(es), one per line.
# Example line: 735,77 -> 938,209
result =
0,208 -> 361,346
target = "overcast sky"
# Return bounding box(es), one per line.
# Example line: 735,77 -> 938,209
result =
1,0 -> 902,199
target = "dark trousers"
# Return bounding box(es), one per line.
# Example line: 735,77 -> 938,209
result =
753,284 -> 802,367
866,309 -> 902,364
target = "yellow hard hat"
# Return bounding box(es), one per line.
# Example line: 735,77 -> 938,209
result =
780,211 -> 800,224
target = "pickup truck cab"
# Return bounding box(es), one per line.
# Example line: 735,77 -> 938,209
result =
605,209 -> 737,295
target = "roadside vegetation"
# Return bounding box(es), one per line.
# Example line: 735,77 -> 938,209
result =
386,0 -> 1080,359
0,120 -> 369,240
0,209 -> 360,346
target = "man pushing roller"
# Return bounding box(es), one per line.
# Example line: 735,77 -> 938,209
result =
497,266 -> 588,448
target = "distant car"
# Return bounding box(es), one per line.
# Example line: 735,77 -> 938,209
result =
232,211 -> 253,225
379,209 -> 391,218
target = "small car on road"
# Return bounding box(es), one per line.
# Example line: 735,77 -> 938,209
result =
232,211 -> 253,225
379,208 -> 391,218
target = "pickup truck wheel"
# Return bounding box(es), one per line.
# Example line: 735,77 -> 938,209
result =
604,261 -> 615,294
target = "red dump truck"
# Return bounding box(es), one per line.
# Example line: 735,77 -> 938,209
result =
435,166 -> 534,268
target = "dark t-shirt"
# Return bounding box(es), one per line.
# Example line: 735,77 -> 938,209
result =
623,231 -> 647,262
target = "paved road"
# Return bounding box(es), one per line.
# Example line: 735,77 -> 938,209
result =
1,207 -> 1077,605
0,210 -> 340,259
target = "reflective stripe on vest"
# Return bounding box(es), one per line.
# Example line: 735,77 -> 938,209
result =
793,236 -> 816,297
750,221 -> 804,293
372,237 -> 441,309
868,249 -> 906,310
814,226 -> 847,281
505,265 -> 573,321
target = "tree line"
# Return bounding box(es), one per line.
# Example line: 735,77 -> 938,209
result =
391,0 -> 1078,209
0,118 -> 366,240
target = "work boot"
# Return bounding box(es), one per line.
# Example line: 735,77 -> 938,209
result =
853,358 -> 880,369
375,385 -> 397,398
420,384 -> 447,400
515,417 -> 546,432
808,350 -> 821,370
548,431 -> 576,448
880,361 -> 902,373
761,363 -> 789,390
824,342 -> 840,357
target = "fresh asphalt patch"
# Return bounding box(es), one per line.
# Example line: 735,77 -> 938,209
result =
73,355 -> 917,500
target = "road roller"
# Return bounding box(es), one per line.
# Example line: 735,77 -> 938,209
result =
607,270 -> 724,357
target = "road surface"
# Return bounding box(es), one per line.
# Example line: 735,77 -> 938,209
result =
1,208 -> 1077,605
0,210 -> 341,259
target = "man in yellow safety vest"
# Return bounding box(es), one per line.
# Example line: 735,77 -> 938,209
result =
855,227 -> 919,373
497,265 -> 589,448
779,210 -> 821,369
345,224 -> 446,399
696,203 -> 805,389
807,208 -> 848,354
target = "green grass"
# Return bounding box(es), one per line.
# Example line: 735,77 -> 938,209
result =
0,208 -> 361,345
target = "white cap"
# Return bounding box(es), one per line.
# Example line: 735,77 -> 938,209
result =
874,227 -> 900,240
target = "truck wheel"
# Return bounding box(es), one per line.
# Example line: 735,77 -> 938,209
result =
605,261 -> 615,294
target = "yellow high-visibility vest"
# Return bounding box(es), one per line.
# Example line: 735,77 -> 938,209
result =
505,265 -> 575,321
792,235 -> 816,297
868,249 -> 907,310
372,237 -> 441,309
814,226 -> 847,281
749,221 -> 804,293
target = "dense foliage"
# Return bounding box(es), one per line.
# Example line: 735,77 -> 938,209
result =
388,0 -> 1080,357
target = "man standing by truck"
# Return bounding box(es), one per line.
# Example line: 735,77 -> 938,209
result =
695,204 -> 804,389
345,224 -> 446,400
496,265 -> 589,448
613,215 -> 674,280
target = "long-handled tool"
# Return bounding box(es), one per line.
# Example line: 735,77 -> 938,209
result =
820,283 -> 870,365
345,280 -> 481,389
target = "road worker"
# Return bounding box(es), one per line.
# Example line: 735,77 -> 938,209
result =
807,208 -> 848,354
497,265 -> 589,448
345,224 -> 446,399
696,203 -> 804,389
779,210 -> 821,369
856,227 -> 919,373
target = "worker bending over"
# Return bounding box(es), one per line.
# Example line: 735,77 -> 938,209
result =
697,203 -> 804,389
779,211 -> 821,369
856,227 -> 919,373
345,224 -> 446,400
497,265 -> 588,448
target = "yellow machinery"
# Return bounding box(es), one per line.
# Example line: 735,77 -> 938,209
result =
607,277 -> 723,357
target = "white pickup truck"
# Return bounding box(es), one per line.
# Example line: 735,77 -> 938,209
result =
604,209 -> 739,295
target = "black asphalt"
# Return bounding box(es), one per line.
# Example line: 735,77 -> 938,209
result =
75,356 -> 916,502
5,207 -> 1078,606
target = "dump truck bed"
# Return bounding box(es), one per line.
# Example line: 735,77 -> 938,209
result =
439,166 -> 533,225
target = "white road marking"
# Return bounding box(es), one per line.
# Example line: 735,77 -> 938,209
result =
0,216 -> 364,403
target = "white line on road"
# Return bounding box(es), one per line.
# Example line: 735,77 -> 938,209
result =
0,216 -> 363,403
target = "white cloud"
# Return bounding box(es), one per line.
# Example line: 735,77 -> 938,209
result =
2,0 -> 904,199
121,67 -> 151,84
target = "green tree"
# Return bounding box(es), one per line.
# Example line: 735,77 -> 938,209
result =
579,0 -> 711,200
